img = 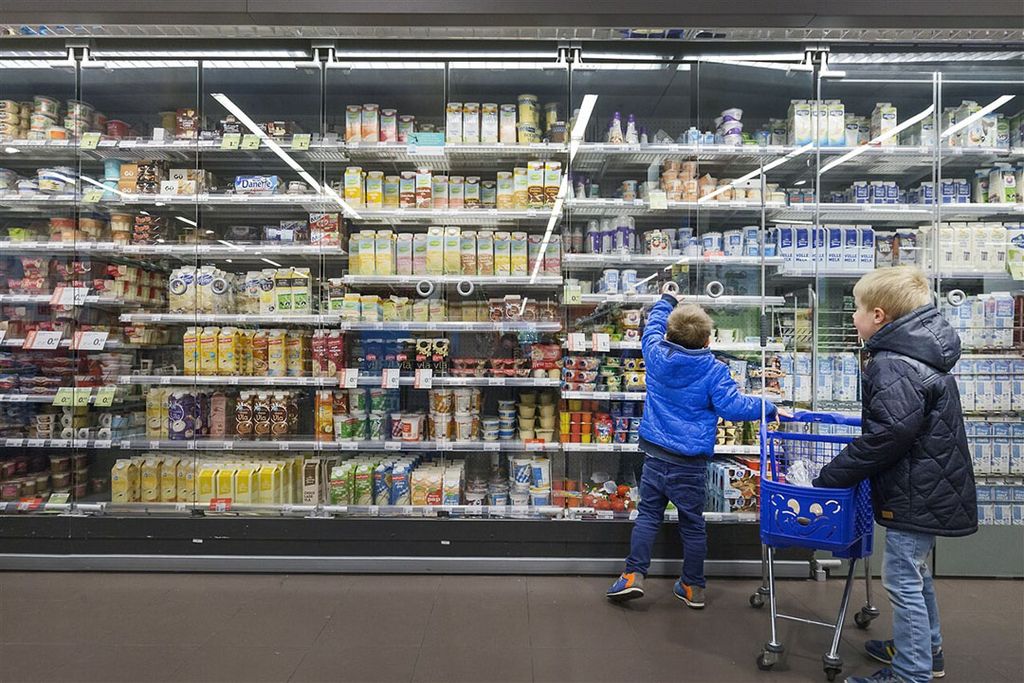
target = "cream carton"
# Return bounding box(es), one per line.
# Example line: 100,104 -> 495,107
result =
412,233 -> 428,274
365,171 -> 384,209
476,230 -> 495,275
510,231 -> 529,275
140,457 -> 163,503
197,464 -> 218,503
111,459 -> 140,503
344,166 -> 364,208
161,457 -> 180,502
445,102 -> 463,144
176,459 -> 195,501
235,464 -> 258,505
258,269 -> 276,314
216,465 -> 237,500
199,326 -> 220,375
425,226 -> 444,275
444,227 -> 462,274
788,100 -> 812,146
183,326 -> 199,375
871,102 -> 897,145
462,103 -> 480,143
460,230 -> 477,275
395,233 -> 414,275
494,231 -> 512,276
989,165 -> 1017,203
217,327 -> 242,376
274,268 -> 293,314
374,230 -> 395,275
526,161 -> 546,209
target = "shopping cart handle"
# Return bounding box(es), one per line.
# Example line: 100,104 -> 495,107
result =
779,410 -> 862,427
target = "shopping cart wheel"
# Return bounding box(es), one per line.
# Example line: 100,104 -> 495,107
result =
749,592 -> 765,608
822,653 -> 843,681
756,651 -> 776,671
854,609 -> 875,629
824,666 -> 842,681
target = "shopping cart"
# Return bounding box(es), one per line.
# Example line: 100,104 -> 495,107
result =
750,411 -> 879,681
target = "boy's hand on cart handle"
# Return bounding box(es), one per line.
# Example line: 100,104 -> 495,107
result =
776,406 -> 794,419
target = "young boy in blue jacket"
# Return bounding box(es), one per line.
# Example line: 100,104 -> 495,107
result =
607,295 -> 777,608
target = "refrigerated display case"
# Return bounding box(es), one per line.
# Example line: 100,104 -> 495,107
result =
0,39 -> 1020,575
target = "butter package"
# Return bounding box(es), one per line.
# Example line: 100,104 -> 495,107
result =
425,226 -> 444,275
510,231 -> 528,275
161,457 -> 180,503
384,175 -> 400,208
494,231 -> 512,276
513,167 -> 529,209
344,166 -> 364,207
197,464 -> 218,503
431,175 -> 449,209
375,230 -> 395,275
443,227 -> 462,275
396,233 -> 413,275
415,170 -> 432,209
365,170 -> 384,209
111,459 -> 140,503
235,464 -> 258,505
526,161 -> 546,209
234,175 -> 281,195
413,233 -> 428,274
200,326 -> 220,375
460,230 -> 477,275
399,171 -> 416,208
476,230 -> 495,275
543,161 -> 562,205
449,176 -> 465,209
310,212 -> 341,247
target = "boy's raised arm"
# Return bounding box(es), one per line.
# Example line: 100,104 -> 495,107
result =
814,359 -> 927,489
641,294 -> 678,356
710,363 -> 777,422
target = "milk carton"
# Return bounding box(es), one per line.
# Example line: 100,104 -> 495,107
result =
989,166 -> 1018,203
788,100 -> 812,146
816,353 -> 834,402
858,226 -> 875,270
443,227 -> 461,275
843,227 -> 860,270
793,227 -> 811,267
494,231 -> 512,276
871,103 -> 897,145
374,230 -> 395,276
777,226 -> 795,269
827,100 -> 846,147
412,233 -> 428,275
826,226 -> 844,270
813,100 -> 829,147
395,233 -> 413,276
844,114 -> 860,147
510,231 -> 529,275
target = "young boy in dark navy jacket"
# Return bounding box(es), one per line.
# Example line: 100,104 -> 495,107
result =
606,295 -> 778,608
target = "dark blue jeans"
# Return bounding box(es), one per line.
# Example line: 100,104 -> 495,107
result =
625,456 -> 708,587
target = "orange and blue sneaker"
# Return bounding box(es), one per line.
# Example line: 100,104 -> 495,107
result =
606,572 -> 644,601
673,579 -> 706,608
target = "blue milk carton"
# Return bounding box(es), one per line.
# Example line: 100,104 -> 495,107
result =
843,227 -> 860,271
1012,360 -> 1024,412
816,353 -> 834,403
1010,422 -> 1024,475
858,226 -> 875,270
973,421 -> 992,475
826,226 -> 844,270
794,227 -> 811,269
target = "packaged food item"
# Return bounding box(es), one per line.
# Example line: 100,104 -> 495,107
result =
431,175 -> 449,209
527,161 -> 546,208
446,102 -> 463,144
345,105 -> 362,143
543,161 -> 562,205
199,326 -> 220,375
460,230 -> 477,275
234,175 -> 281,195
477,230 -> 495,275
361,103 -> 380,143
513,167 -> 529,209
415,169 -> 432,209
510,231 -> 529,275
366,171 -> 384,209
494,231 -> 512,276
310,212 -> 340,246
462,103 -> 480,143
449,176 -> 465,210
465,176 -> 481,209
398,115 -> 415,142
399,171 -> 416,208
267,329 -> 287,377
344,166 -> 364,207
425,226 -> 445,275
253,392 -> 272,439
380,109 -> 398,142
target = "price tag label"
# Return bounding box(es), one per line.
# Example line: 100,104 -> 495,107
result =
240,134 -> 261,150
209,498 -> 232,512
79,132 -> 101,150
592,333 -> 611,353
596,509 -> 615,520
414,368 -> 433,389
94,387 -> 116,407
648,189 -> 669,210
291,134 -> 311,151
24,330 -> 63,350
4,439 -> 23,447
0,329 -> 5,346
487,378 -> 505,386
382,368 -> 400,389
220,133 -> 241,150
339,368 -> 359,389
563,286 -> 582,305
277,442 -> 291,451
50,286 -> 89,307
46,492 -> 71,509
72,330 -> 109,351
4,395 -> 28,403
52,387 -> 75,406
567,333 -> 587,352
72,388 -> 92,407
384,441 -> 403,451
340,441 -> 359,450
482,442 -> 501,451
26,438 -> 46,448
525,441 -> 544,451
82,188 -> 104,203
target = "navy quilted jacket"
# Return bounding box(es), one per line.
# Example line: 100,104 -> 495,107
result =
638,294 -> 776,459
815,305 -> 978,537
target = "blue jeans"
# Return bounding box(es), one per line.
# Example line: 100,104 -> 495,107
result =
882,529 -> 942,683
625,456 -> 708,587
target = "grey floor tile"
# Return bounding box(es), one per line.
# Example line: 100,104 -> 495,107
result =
290,645 -> 418,683
0,643 -> 89,683
412,645 -> 533,683
71,644 -> 201,683
211,603 -> 334,648
167,644 -> 308,683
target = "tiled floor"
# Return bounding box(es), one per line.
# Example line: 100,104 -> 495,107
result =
0,572 -> 1020,682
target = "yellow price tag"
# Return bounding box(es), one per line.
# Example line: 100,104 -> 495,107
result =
52,387 -> 74,406
291,134 -> 311,151
221,133 -> 241,150
80,132 -> 101,150
73,388 -> 93,407
564,286 -> 582,305
240,134 -> 261,150
82,188 -> 104,203
94,386 -> 116,407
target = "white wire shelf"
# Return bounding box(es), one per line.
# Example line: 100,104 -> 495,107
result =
118,374 -> 562,389
117,314 -> 563,332
568,197 -> 781,217
0,293 -> 137,308
338,275 -> 563,288
1,338 -> 148,351
0,241 -> 347,260
0,391 -> 127,405
560,339 -> 785,352
563,254 -> 784,269
576,293 -> 784,307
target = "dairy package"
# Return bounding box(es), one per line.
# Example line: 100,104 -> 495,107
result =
870,103 -> 897,145
788,100 -> 812,146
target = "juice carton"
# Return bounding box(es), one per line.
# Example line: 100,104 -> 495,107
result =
494,231 -> 512,276
449,176 -> 465,209
267,329 -> 287,377
274,268 -> 293,314
343,166 -> 364,208
476,230 -> 495,275
445,102 -> 463,144
197,464 -> 218,503
496,171 -> 514,209
356,229 -> 376,275
415,169 -> 432,209
425,226 -> 444,275
111,459 -> 140,503
176,458 -> 195,501
399,171 -> 416,208
365,171 -> 384,209
444,227 -> 462,275
183,326 -> 199,375
460,230 -> 477,275
510,231 -> 529,275
199,326 -> 220,375
384,175 -> 400,208
396,233 -> 413,276
513,167 -> 529,209
431,175 -> 449,209
374,230 -> 395,275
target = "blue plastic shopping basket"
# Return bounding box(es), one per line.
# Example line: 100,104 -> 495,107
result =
752,411 -> 879,682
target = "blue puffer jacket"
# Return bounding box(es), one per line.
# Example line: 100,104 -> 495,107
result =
638,294 -> 777,460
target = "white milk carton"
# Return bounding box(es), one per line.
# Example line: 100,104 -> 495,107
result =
816,353 -> 834,402
788,100 -> 813,146
844,114 -> 860,147
827,100 -> 846,147
871,102 -> 897,145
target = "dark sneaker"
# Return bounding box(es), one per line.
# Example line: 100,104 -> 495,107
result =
865,639 -> 945,678
845,668 -> 906,683
672,579 -> 705,608
606,572 -> 644,601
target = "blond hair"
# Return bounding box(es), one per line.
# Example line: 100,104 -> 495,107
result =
667,304 -> 713,349
853,266 -> 932,320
